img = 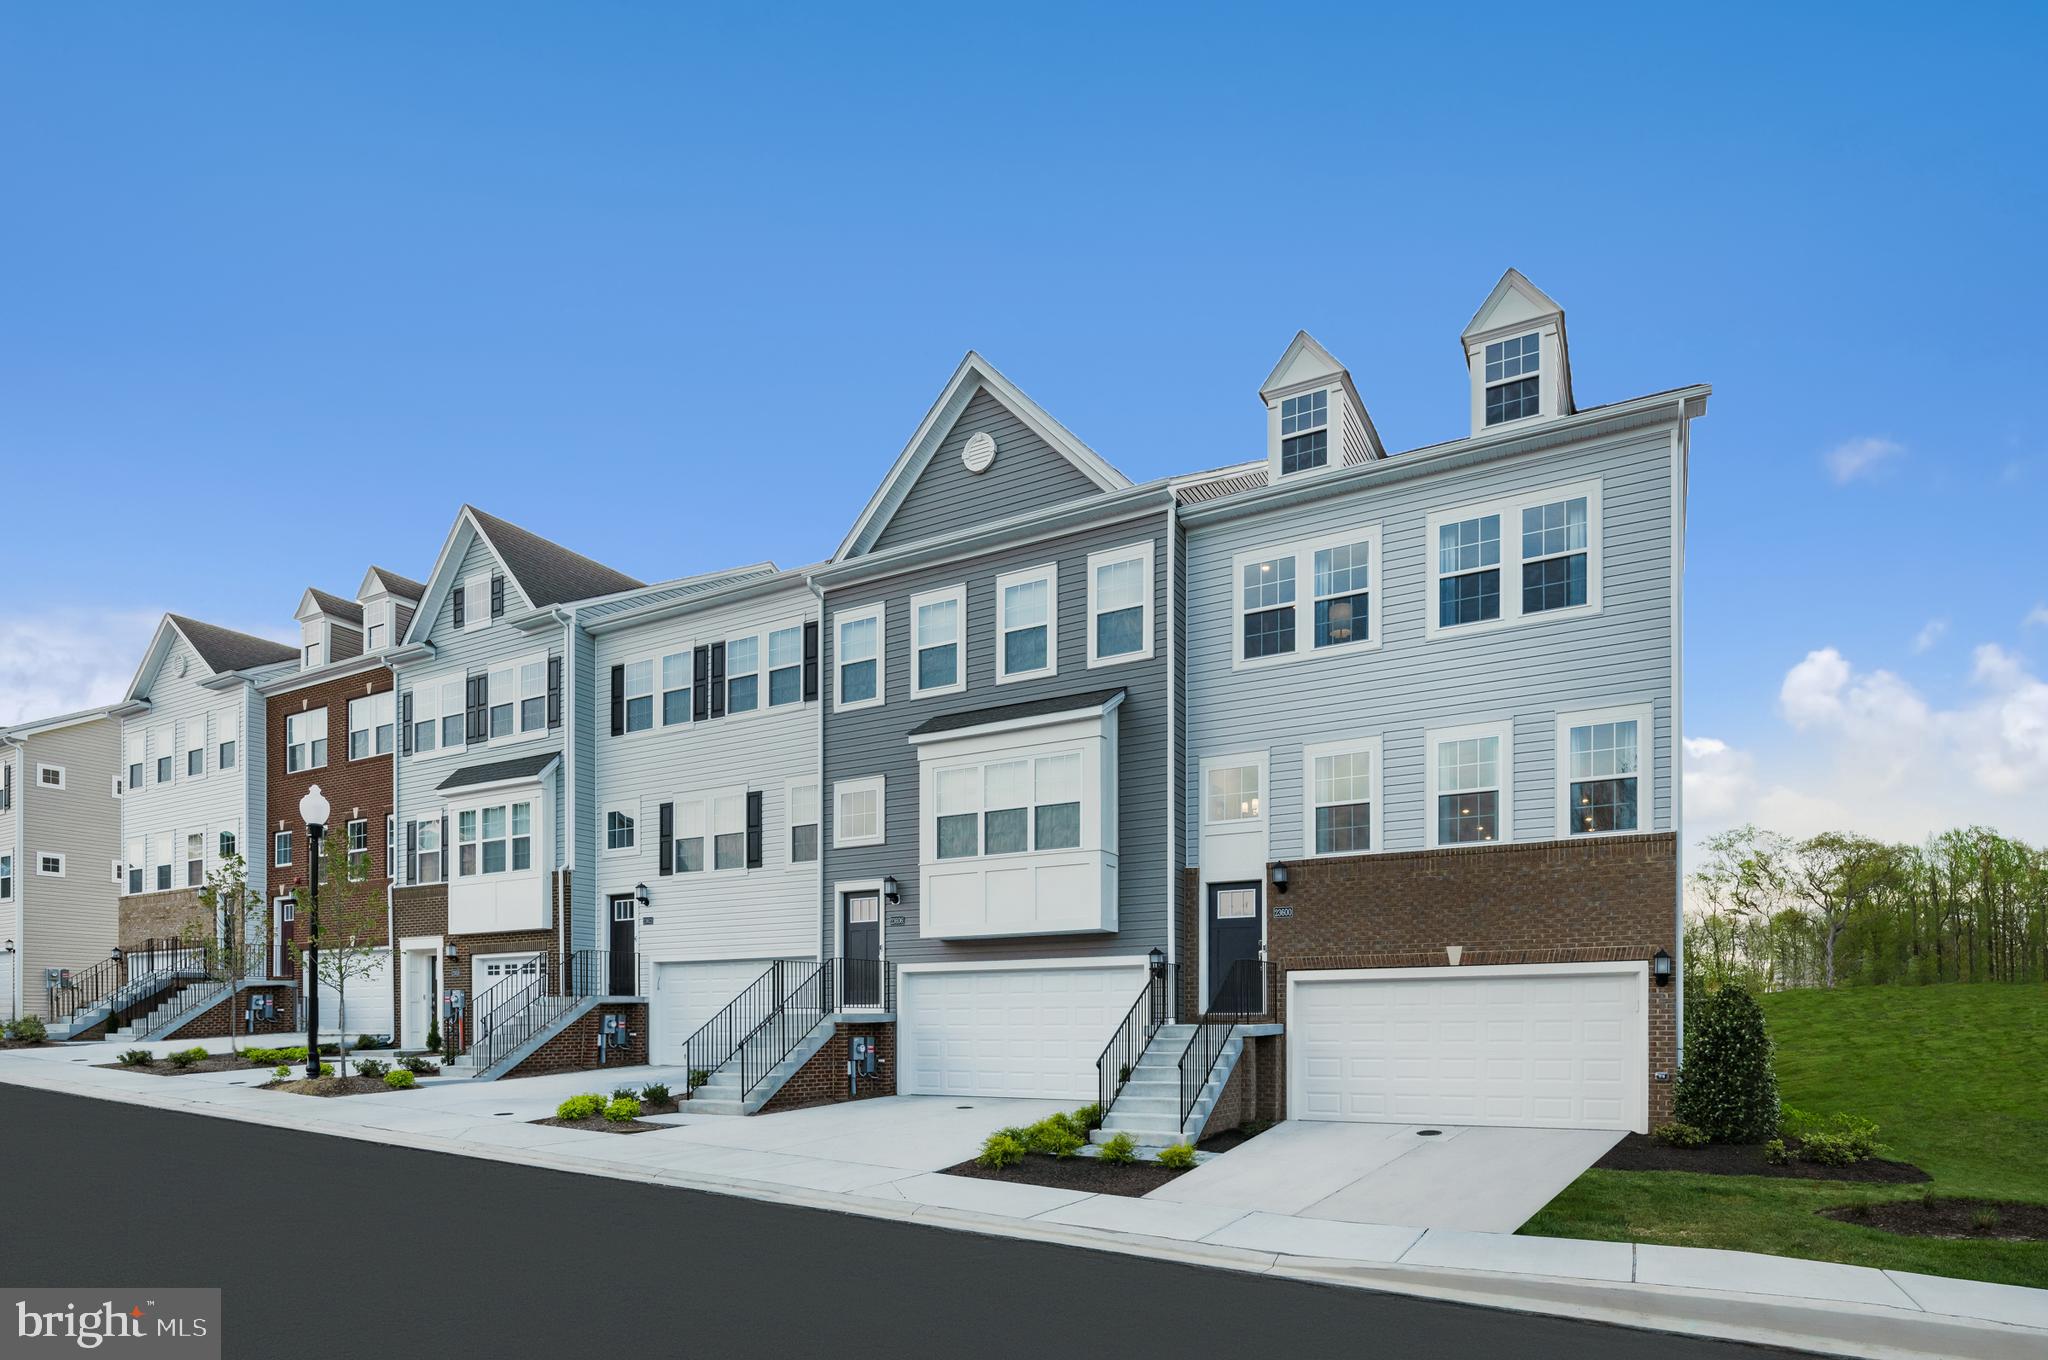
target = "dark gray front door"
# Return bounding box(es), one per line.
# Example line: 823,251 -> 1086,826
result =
608,897 -> 636,995
1207,882 -> 1261,1013
842,891 -> 882,1006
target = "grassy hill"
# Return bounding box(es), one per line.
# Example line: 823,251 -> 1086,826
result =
1523,982 -> 2047,1287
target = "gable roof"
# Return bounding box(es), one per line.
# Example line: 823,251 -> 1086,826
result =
359,565 -> 426,601
834,352 -> 1130,562
437,752 -> 560,792
298,588 -> 364,625
1260,331 -> 1347,396
166,614 -> 299,674
1461,267 -> 1565,341
401,506 -> 646,647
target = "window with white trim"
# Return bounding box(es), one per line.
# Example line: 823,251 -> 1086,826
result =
456,800 -> 533,877
37,852 -> 64,877
931,751 -> 1082,861
1428,481 -> 1601,636
767,625 -> 805,707
346,818 -> 369,873
1303,738 -> 1380,856
1557,703 -> 1650,837
1279,389 -> 1330,474
37,763 -> 66,790
0,854 -> 11,900
184,716 -> 206,777
125,732 -> 144,792
487,653 -> 548,740
834,776 -> 885,847
834,606 -> 884,710
152,832 -> 172,890
995,565 -> 1056,682
152,724 -> 173,784
414,816 -> 444,884
1427,721 -> 1512,846
712,793 -> 746,870
660,651 -> 691,725
622,659 -> 654,733
124,838 -> 143,894
285,709 -> 328,772
673,800 -> 706,873
604,802 -> 638,854
462,572 -> 491,632
1233,528 -> 1381,666
910,585 -> 966,698
218,826 -> 237,862
349,693 -> 395,759
185,831 -> 204,886
1483,332 -> 1540,426
1203,761 -> 1263,824
304,639 -> 323,670
274,830 -> 292,868
787,780 -> 819,864
215,708 -> 239,771
1087,542 -> 1153,666
725,635 -> 760,713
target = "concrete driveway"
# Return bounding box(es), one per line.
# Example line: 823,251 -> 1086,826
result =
1146,1120 -> 1623,1233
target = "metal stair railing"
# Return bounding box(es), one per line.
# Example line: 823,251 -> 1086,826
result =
565,949 -> 640,999
740,959 -> 836,1099
462,953 -> 556,1073
678,959 -> 805,1098
130,964 -> 233,1040
1098,964 -> 1171,1118
1177,957 -> 1265,1134
48,936 -> 205,1029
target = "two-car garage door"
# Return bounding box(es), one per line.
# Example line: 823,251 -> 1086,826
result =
900,963 -> 1147,1100
1289,965 -> 1647,1132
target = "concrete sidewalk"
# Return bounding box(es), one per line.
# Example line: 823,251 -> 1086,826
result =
3,1041 -> 2042,1360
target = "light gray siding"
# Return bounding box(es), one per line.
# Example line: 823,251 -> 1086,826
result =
570,607 -> 598,952
10,717 -> 121,1019
1184,422 -> 1679,861
822,503 -> 1175,966
868,388 -> 1105,556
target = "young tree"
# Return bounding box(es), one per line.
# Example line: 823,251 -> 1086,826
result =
194,853 -> 264,1056
1784,831 -> 1896,989
294,833 -> 386,1075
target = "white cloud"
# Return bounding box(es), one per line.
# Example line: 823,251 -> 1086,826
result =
1822,436 -> 1904,484
2025,603 -> 2048,630
1911,617 -> 1948,653
0,610 -> 164,726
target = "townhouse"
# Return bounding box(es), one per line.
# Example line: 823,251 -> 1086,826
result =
0,707 -> 121,1023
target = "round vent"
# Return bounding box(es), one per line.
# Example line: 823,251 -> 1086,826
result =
961,430 -> 997,474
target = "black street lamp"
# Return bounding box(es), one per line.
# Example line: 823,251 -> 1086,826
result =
299,785 -> 329,1080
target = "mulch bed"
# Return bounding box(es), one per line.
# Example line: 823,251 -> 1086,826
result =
530,1098 -> 682,1134
97,1055 -> 279,1076
1596,1133 -> 1929,1183
266,1075 -> 411,1097
0,1039 -> 52,1050
1821,1198 -> 2048,1242
942,1153 -> 1191,1198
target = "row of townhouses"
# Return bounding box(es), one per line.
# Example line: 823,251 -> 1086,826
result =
9,270 -> 1705,1142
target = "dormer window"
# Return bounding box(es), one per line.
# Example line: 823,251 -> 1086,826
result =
1279,390 -> 1330,474
304,639 -> 323,669
1482,333 -> 1540,426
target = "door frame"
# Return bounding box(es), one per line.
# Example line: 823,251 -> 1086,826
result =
397,936 -> 443,1050
833,879 -> 887,1011
606,894 -> 638,995
1203,879 -> 1266,1014
272,896 -> 297,979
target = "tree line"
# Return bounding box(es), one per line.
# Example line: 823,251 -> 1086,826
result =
1688,825 -> 2048,992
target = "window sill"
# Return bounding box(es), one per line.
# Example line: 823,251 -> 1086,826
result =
1231,638 -> 1383,671
994,668 -> 1057,686
1085,648 -> 1153,670
1425,600 -> 1602,641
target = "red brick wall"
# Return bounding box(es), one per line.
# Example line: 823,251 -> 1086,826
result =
387,873 -> 568,1052
118,888 -> 205,949
163,983 -> 299,1041
498,1002 -> 648,1079
756,1021 -> 896,1114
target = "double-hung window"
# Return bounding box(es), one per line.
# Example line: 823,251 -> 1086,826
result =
1087,543 -> 1153,666
415,817 -> 443,883
125,838 -> 143,894
622,659 -> 654,732
346,818 -> 369,873
274,830 -> 293,868
660,651 -> 691,725
1303,737 -> 1380,856
1556,703 -> 1650,837
712,794 -> 746,870
833,777 -> 884,848
0,854 -> 10,900
153,832 -> 173,890
673,801 -> 706,873
285,709 -> 328,772
725,636 -> 760,713
215,709 -> 239,771
183,719 -> 206,778
995,566 -> 1056,682
910,586 -> 966,698
1278,389 -> 1330,474
125,733 -> 145,791
787,780 -> 819,864
152,725 -> 173,784
486,654 -> 549,740
1483,332 -> 1541,426
1233,529 -> 1381,665
1426,721 -> 1512,847
834,606 -> 884,710
767,626 -> 805,706
437,676 -> 465,748
1428,481 -> 1600,636
605,803 -> 637,853
519,658 -> 547,731
185,832 -> 204,887
349,693 -> 396,759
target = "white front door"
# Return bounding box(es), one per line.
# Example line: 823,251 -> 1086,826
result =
898,962 -> 1146,1100
651,959 -> 777,1066
1288,964 -> 1648,1132
401,950 -> 439,1049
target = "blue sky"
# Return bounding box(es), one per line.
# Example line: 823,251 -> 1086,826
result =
3,4 -> 2044,847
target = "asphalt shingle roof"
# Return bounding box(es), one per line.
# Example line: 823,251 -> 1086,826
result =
366,566 -> 427,600
467,506 -> 643,607
168,615 -> 299,674
436,752 -> 560,792
305,588 -> 364,624
908,687 -> 1125,739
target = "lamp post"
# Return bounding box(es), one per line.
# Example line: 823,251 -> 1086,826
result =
299,786 -> 329,1080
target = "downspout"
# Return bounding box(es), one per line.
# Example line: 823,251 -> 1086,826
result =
807,573 -> 827,965
1669,413 -> 1689,1067
553,606 -> 576,986
1163,505 -> 1179,1022
2,734 -> 25,1024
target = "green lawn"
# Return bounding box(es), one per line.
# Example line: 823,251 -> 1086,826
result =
1520,983 -> 2048,1288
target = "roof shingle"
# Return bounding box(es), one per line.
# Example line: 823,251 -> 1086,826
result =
467,506 -> 643,607
436,752 -> 560,792
167,615 -> 299,674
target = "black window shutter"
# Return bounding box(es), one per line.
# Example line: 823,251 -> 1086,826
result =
490,573 -> 505,619
405,821 -> 418,885
802,620 -> 819,702
745,791 -> 763,869
658,803 -> 674,876
609,664 -> 625,736
709,642 -> 727,719
399,691 -> 414,755
691,646 -> 710,722
547,655 -> 562,729
452,586 -> 465,629
465,673 -> 487,744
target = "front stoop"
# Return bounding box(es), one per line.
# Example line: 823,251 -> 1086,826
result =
444,996 -> 646,1081
688,1010 -> 888,1115
1092,1022 -> 1282,1147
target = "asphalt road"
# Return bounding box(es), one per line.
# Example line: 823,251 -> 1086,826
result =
0,1085 -> 1812,1359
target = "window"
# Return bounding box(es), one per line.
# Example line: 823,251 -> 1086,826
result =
768,626 -> 805,707
218,827 -> 237,862
415,817 -> 443,884
622,660 -> 654,732
346,818 -> 369,872
927,752 -> 1082,862
37,763 -> 66,790
125,838 -> 142,894
660,651 -> 691,725
456,800 -> 535,878
673,801 -> 705,873
462,572 -> 491,631
349,693 -> 396,759
0,854 -> 10,900
725,636 -> 759,713
184,716 -> 207,778
153,724 -> 173,784
125,732 -> 144,791
1427,721 -> 1512,847
1483,332 -> 1541,426
1557,704 -> 1650,837
518,659 -> 547,731
285,709 -> 328,772
834,777 -> 885,847
1313,540 -> 1371,648
304,639 -> 323,670
1240,554 -> 1294,660
385,813 -> 396,873
367,621 -> 386,651
1428,482 -> 1601,636
216,709 -> 239,771
1279,389 -> 1330,474
406,675 -> 458,754
1303,738 -> 1380,857
712,793 -> 746,870
605,804 -> 637,853
910,586 -> 966,697
1233,529 -> 1380,666
275,830 -> 293,867
37,852 -> 64,877
788,780 -> 819,864
482,655 -> 548,740
1203,761 -> 1264,824
185,832 -> 204,886
834,605 -> 884,710
995,565 -> 1057,682
1087,542 -> 1153,666
438,676 -> 465,749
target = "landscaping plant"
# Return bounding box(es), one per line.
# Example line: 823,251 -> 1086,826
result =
398,1055 -> 438,1076
384,1069 -> 416,1089
1096,1132 -> 1138,1164
425,1018 -> 441,1053
639,1082 -> 672,1106
611,1086 -> 639,1102
167,1047 -> 208,1069
1673,984 -> 1780,1142
117,1049 -> 153,1067
603,1095 -> 641,1123
1073,1102 -> 1103,1132
1021,1115 -> 1085,1158
1155,1142 -> 1197,1170
6,1015 -> 49,1043
1652,1121 -> 1710,1149
353,1058 -> 389,1078
556,1093 -> 605,1121
976,1131 -> 1026,1169
272,1065 -> 291,1081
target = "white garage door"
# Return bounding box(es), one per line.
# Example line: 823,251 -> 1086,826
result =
652,959 -> 778,1066
900,962 -> 1146,1100
1290,966 -> 1646,1132
307,950 -> 394,1043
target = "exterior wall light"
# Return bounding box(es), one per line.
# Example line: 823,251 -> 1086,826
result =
882,876 -> 900,905
634,883 -> 651,907
1651,948 -> 1674,987
1271,863 -> 1289,893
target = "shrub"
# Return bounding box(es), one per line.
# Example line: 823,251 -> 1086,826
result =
117,1049 -> 154,1067
1072,1102 -> 1103,1132
556,1093 -> 605,1121
399,1055 -> 439,1076
1155,1142 -> 1197,1170
1973,1206 -> 2002,1231
317,1063 -> 335,1078
1652,1121 -> 1710,1149
611,1086 -> 639,1103
355,1034 -> 383,1051
1782,1108 -> 1881,1163
167,1047 -> 208,1069
244,1046 -> 309,1065
424,1019 -> 441,1053
688,1069 -> 711,1087
1097,1132 -> 1137,1164
1762,1138 -> 1792,1165
1673,985 -> 1780,1142
271,1065 -> 291,1081
1022,1116 -> 1085,1158
603,1095 -> 641,1123
353,1058 -> 389,1078
7,1015 -> 49,1042
384,1070 -> 416,1090
639,1082 -> 672,1106
977,1132 -> 1027,1169
1799,1133 -> 1863,1167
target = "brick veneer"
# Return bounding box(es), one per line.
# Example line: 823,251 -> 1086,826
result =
389,873 -> 570,1051
1176,833 -> 1680,1125
498,1001 -> 648,1079
119,887 -> 205,949
161,983 -> 299,1041
756,1021 -> 896,1114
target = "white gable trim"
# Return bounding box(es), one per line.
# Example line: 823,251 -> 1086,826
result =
400,507 -> 519,648
1461,267 -> 1566,342
834,352 -> 1130,562
124,617 -> 215,704
1259,331 -> 1345,397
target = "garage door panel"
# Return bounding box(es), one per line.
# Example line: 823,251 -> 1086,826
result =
652,959 -> 777,1066
901,964 -> 1142,1099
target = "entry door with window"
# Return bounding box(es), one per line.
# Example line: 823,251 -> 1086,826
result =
273,898 -> 297,979
404,951 -> 438,1049
608,896 -> 637,995
842,891 -> 882,1007
1207,882 -> 1263,1013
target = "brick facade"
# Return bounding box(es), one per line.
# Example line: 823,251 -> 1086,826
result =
161,982 -> 300,1041
118,887 -> 205,949
756,1021 -> 896,1114
1176,833 -> 1679,1124
498,1001 -> 649,1079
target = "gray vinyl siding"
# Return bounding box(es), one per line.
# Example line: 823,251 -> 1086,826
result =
570,608 -> 597,952
588,581 -> 822,965
330,624 -> 363,663
14,717 -> 121,1018
867,388 -> 1105,556
822,504 -> 1175,966
1185,422 -> 1679,861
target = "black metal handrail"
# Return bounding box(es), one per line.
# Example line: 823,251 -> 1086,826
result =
1177,957 -> 1263,1132
132,961 -> 233,1039
830,955 -> 895,1013
47,936 -> 207,1028
566,949 -> 640,998
740,959 -> 834,1098
678,959 -> 804,1097
1098,965 -> 1171,1118
465,953 -> 556,1073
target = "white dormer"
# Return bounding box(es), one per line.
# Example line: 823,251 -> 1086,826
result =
1461,268 -> 1575,437
294,589 -> 365,671
1258,331 -> 1383,485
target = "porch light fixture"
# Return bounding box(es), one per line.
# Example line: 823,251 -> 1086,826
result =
444,940 -> 458,958
1651,948 -> 1674,987
634,883 -> 650,907
1148,947 -> 1165,979
1271,863 -> 1290,893
882,876 -> 900,905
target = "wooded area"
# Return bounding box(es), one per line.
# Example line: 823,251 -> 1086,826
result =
1688,825 -> 2048,992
